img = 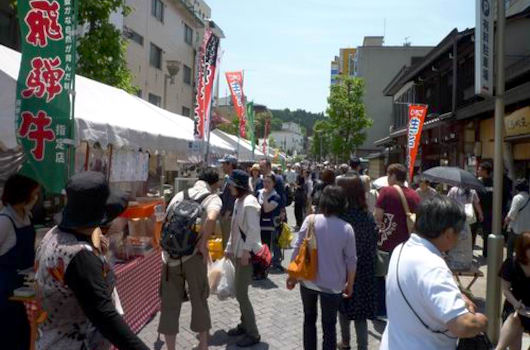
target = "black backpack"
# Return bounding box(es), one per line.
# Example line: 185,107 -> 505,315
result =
160,189 -> 210,259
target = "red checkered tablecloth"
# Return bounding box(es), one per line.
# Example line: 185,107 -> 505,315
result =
114,249 -> 162,334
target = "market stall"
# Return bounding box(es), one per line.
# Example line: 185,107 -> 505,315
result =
0,42 -> 236,342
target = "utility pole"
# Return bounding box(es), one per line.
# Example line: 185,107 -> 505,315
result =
486,0 -> 505,343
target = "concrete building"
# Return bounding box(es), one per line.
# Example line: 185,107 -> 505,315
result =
330,56 -> 340,86
353,36 -> 433,156
120,0 -> 224,117
269,122 -> 304,155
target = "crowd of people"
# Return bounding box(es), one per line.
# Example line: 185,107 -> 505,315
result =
1,155 -> 530,350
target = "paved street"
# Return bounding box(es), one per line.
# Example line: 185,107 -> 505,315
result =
138,206 -> 530,349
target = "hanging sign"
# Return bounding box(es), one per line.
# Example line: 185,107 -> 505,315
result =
194,28 -> 220,140
225,71 -> 246,138
475,0 -> 494,96
16,0 -> 78,193
407,105 -> 428,181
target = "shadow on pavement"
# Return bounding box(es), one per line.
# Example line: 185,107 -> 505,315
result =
251,278 -> 279,290
207,330 -> 270,349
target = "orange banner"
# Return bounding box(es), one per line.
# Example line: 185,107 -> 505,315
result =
225,71 -> 246,138
407,105 -> 428,181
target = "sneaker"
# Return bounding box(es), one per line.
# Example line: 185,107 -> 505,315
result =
236,335 -> 261,347
227,325 -> 246,337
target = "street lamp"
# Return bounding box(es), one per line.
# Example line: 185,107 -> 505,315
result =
163,59 -> 181,109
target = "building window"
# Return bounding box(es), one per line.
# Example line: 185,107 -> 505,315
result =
151,0 -> 164,22
182,106 -> 191,117
150,43 -> 162,69
125,28 -> 144,46
183,65 -> 192,85
184,24 -> 193,45
148,93 -> 161,107
136,89 -> 142,98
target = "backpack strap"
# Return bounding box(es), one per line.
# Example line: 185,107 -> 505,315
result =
518,196 -> 530,213
393,185 -> 411,216
0,214 -> 16,229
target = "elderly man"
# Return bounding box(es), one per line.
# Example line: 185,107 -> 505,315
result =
381,196 -> 488,350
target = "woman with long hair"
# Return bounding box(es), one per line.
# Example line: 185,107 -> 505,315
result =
336,176 -> 378,350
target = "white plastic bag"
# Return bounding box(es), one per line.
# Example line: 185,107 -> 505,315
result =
208,258 -> 235,300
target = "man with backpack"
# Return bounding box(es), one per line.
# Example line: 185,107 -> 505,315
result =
158,168 -> 222,350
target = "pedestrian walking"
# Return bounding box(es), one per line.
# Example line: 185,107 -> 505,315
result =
219,155 -> 238,249
256,174 -> 281,278
35,172 -> 148,350
294,174 -> 308,230
416,178 -> 437,202
446,186 -> 484,271
336,176 -> 377,350
504,179 -> 530,258
311,169 -> 336,210
249,163 -> 261,195
224,170 -> 262,347
374,164 -> 420,319
496,232 -> 530,350
0,174 -> 40,350
256,159 -> 286,270
381,196 -> 488,350
287,186 -> 356,350
158,168 -> 222,350
477,161 -> 494,257
304,169 -> 314,214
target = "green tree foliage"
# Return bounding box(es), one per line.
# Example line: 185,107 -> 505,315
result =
270,108 -> 325,136
267,136 -> 277,149
311,119 -> 331,160
77,0 -> 137,93
321,76 -> 372,162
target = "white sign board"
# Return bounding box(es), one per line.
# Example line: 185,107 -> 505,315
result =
475,0 -> 494,96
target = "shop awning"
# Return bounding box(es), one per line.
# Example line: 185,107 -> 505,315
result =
211,129 -> 266,161
0,44 -> 232,161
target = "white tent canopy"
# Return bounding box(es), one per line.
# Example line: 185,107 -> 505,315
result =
0,44 -> 233,161
212,129 -> 266,162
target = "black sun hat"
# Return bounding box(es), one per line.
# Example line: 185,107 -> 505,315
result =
60,172 -> 128,229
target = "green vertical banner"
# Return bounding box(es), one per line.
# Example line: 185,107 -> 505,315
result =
15,0 -> 78,193
246,102 -> 255,153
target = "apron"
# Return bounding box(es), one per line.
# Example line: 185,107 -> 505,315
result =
0,213 -> 36,350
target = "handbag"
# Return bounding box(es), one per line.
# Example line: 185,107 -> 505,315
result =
393,185 -> 416,234
287,215 -> 318,280
465,203 -> 477,225
374,249 -> 390,277
395,244 -> 493,349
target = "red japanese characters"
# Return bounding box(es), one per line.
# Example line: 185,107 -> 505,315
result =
18,111 -> 56,161
24,0 -> 63,48
22,57 -> 65,102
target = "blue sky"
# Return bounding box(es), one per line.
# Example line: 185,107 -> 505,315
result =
208,0 -> 476,114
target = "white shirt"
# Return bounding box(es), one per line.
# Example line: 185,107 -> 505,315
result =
380,234 -> 468,350
162,180 -> 222,266
0,205 -> 32,256
226,194 -> 261,258
285,170 -> 297,184
507,191 -> 530,234
305,178 -> 313,200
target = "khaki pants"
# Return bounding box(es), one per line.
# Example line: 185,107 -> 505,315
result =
220,214 -> 232,249
234,259 -> 259,338
158,254 -> 211,335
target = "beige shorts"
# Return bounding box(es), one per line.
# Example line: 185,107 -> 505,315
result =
158,254 -> 211,335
